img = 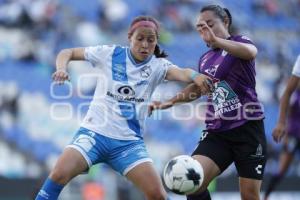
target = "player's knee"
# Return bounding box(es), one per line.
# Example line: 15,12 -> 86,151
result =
241,190 -> 260,200
145,187 -> 167,200
195,178 -> 210,193
49,167 -> 72,185
199,183 -> 209,192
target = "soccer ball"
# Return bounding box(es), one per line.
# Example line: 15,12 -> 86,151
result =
163,155 -> 204,195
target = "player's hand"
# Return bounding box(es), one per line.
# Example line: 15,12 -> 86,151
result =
272,122 -> 287,143
52,69 -> 70,85
197,21 -> 217,47
148,101 -> 173,117
193,74 -> 213,95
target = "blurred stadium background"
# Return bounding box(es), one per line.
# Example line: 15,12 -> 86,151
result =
0,0 -> 300,199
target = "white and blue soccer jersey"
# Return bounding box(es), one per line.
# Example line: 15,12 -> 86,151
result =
80,45 -> 177,140
292,55 -> 300,78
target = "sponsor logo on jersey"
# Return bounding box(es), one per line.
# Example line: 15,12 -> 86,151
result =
210,81 -> 242,116
106,85 -> 145,102
117,85 -> 135,97
107,88 -> 145,103
135,80 -> 149,86
112,63 -> 127,82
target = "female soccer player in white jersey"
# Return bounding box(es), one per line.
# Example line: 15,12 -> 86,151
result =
35,16 -> 212,200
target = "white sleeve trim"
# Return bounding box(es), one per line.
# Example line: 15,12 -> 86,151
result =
161,58 -> 179,81
84,47 -> 89,61
292,55 -> 300,77
84,45 -> 115,68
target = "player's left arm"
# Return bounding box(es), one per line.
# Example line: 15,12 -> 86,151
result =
165,67 -> 212,95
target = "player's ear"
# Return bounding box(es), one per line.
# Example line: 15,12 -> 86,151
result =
128,33 -> 132,41
223,17 -> 230,30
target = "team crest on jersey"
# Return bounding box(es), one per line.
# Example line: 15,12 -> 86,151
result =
205,64 -> 219,77
140,65 -> 152,78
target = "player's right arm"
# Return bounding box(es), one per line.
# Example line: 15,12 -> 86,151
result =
273,75 -> 300,143
148,83 -> 202,116
53,48 -> 85,84
273,55 -> 300,143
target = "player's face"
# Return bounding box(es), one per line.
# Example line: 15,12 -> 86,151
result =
129,27 -> 157,62
197,10 -> 229,39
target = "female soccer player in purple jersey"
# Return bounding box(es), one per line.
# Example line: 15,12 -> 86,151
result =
35,16 -> 212,200
150,5 -> 266,200
264,55 -> 300,200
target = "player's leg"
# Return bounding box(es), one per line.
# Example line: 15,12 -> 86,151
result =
35,127 -> 106,200
126,162 -> 168,200
239,178 -> 262,200
107,138 -> 167,200
233,120 -> 267,200
187,130 -> 233,200
35,148 -> 88,200
264,136 -> 297,199
187,155 -> 220,200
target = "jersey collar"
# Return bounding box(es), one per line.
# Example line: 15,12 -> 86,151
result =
127,48 -> 153,67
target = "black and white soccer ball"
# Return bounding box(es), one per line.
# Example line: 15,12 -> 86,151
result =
163,155 -> 204,195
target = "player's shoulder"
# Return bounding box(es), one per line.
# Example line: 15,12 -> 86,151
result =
154,57 -> 169,63
86,44 -> 117,53
231,35 -> 254,44
199,49 -> 214,61
293,54 -> 300,67
295,54 -> 300,62
292,54 -> 300,77
152,57 -> 175,68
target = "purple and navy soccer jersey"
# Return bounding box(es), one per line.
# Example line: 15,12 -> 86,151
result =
287,55 -> 300,138
198,35 -> 264,132
287,89 -> 300,138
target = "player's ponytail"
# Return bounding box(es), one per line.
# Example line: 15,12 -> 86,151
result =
154,45 -> 168,58
223,8 -> 232,33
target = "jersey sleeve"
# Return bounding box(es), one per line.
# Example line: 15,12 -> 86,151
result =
292,55 -> 300,77
157,58 -> 179,84
84,45 -> 115,67
234,35 -> 255,45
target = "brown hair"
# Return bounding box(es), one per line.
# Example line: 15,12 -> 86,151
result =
201,5 -> 232,33
129,16 -> 168,58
